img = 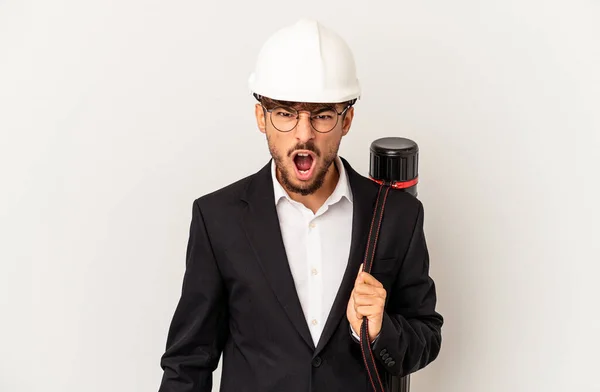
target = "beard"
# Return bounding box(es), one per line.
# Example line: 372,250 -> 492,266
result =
267,135 -> 339,196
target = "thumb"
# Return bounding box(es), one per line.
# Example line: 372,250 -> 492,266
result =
356,263 -> 363,282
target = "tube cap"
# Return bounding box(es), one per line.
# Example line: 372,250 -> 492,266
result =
369,137 -> 419,183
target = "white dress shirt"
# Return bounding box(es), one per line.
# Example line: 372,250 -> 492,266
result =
271,156 -> 366,347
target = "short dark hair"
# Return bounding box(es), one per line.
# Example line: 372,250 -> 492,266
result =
254,93 -> 356,112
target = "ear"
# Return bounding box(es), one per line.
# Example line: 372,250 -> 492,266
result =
341,106 -> 354,137
255,103 -> 266,134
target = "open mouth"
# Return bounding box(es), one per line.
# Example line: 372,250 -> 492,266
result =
292,151 -> 316,181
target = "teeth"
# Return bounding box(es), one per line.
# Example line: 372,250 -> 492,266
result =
299,170 -> 308,174
297,153 -> 309,157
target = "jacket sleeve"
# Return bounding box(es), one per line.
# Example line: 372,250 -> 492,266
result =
371,201 -> 443,377
158,199 -> 229,392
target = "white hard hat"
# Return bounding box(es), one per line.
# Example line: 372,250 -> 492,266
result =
248,19 -> 361,103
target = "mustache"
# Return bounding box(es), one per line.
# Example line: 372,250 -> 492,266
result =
287,142 -> 320,157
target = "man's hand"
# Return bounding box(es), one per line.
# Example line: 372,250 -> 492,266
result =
346,263 -> 387,343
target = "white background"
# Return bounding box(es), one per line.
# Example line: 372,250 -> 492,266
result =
1,1 -> 599,391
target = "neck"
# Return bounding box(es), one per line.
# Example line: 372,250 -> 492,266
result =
280,160 -> 340,214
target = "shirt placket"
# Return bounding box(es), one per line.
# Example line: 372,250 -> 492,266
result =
306,212 -> 323,345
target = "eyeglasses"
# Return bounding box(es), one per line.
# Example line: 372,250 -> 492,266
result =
262,104 -> 352,133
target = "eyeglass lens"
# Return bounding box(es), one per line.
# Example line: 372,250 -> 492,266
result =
269,107 -> 339,133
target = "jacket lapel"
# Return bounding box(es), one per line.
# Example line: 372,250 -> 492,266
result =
314,157 -> 379,355
240,160 -> 315,351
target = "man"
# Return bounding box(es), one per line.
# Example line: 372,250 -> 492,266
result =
158,19 -> 442,392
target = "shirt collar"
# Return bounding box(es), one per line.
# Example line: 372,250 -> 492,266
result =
271,155 -> 353,207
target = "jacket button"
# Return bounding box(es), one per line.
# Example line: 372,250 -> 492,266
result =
312,356 -> 322,367
382,353 -> 390,360
384,357 -> 392,364
388,360 -> 395,367
379,349 -> 387,356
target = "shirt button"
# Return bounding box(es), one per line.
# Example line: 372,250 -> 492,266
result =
309,222 -> 316,229
311,319 -> 318,326
311,268 -> 318,275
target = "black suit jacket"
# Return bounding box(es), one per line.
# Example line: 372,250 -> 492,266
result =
158,157 -> 443,392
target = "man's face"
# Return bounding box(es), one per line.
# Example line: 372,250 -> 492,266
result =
255,99 -> 354,196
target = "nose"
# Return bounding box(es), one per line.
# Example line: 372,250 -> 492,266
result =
294,112 -> 315,143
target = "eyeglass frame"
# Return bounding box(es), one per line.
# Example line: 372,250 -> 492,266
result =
256,95 -> 356,134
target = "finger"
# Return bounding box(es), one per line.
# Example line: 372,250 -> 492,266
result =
355,283 -> 386,298
360,272 -> 384,288
354,294 -> 385,307
354,306 -> 364,319
354,284 -> 381,296
355,304 -> 384,317
353,294 -> 373,306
